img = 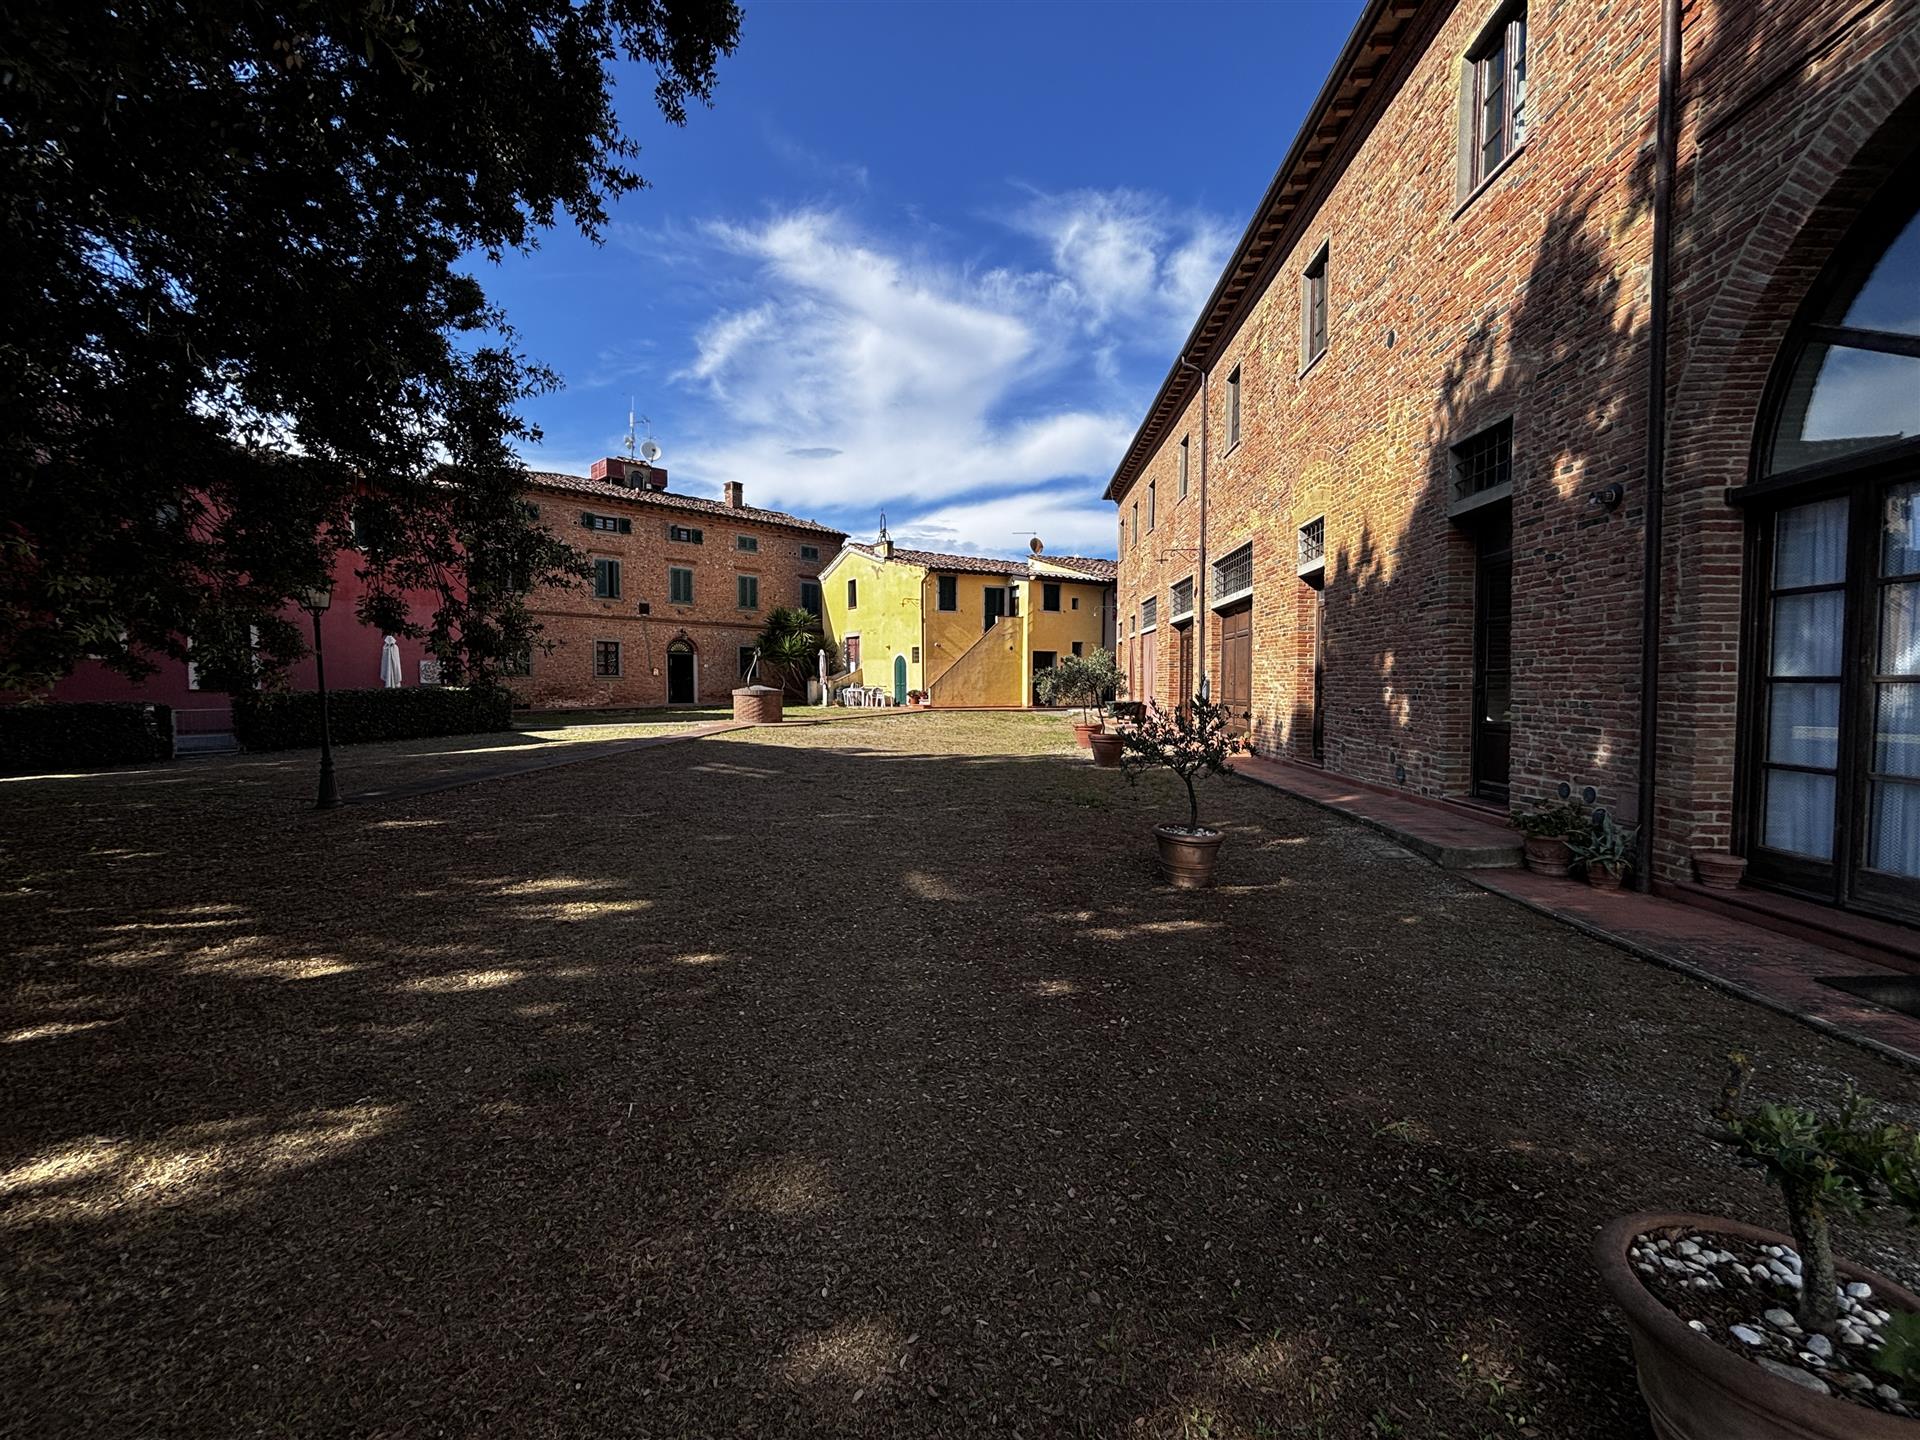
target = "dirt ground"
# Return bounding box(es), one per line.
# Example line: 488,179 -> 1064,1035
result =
3,711 -> 1916,1438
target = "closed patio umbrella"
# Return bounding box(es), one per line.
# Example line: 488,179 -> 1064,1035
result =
380,634 -> 403,688
817,647 -> 827,705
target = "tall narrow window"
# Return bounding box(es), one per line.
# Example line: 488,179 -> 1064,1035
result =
1226,366 -> 1242,449
1178,436 -> 1190,498
1132,501 -> 1140,545
593,558 -> 621,600
668,566 -> 694,605
847,578 -> 858,609
1043,583 -> 1061,612
1148,478 -> 1157,531
1468,6 -> 1528,189
1759,498 -> 1847,862
800,580 -> 822,615
1303,247 -> 1329,366
937,574 -> 958,611
738,575 -> 760,610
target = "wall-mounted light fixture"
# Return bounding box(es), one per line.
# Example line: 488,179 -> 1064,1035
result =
1589,483 -> 1625,512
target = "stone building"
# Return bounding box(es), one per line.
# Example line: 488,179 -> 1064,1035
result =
1107,0 -> 1920,919
510,459 -> 846,710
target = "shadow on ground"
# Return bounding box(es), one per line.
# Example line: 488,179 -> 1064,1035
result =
2,712 -> 1914,1438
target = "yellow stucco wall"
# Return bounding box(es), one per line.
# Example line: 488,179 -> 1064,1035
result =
821,548 -> 926,696
822,548 -> 1116,705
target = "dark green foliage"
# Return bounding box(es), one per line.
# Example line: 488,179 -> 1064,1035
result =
1513,798 -> 1590,839
232,686 -> 511,751
1715,1052 -> 1920,1332
0,0 -> 742,695
0,701 -> 173,774
1569,812 -> 1636,876
1873,1312 -> 1920,1386
752,607 -> 834,700
1034,647 -> 1123,724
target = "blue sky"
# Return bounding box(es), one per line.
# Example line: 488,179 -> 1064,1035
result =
486,0 -> 1364,559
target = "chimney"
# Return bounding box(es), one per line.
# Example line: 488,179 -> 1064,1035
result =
723,481 -> 744,509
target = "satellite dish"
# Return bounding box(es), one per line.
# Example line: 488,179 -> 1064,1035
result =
1029,537 -> 1044,554
639,438 -> 663,465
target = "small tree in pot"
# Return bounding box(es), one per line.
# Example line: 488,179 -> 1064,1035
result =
1595,1056 -> 1920,1437
1036,649 -> 1121,748
1118,696 -> 1241,887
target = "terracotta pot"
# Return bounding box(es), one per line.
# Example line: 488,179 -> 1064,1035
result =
1587,863 -> 1626,891
1693,850 -> 1748,891
1595,1211 -> 1920,1439
1523,834 -> 1574,877
1154,824 -> 1224,889
1073,721 -> 1102,749
1088,731 -> 1124,767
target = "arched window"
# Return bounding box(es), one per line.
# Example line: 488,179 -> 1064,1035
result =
1744,177 -> 1920,919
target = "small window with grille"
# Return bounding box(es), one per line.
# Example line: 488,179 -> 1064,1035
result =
1141,595 -> 1158,631
1298,518 -> 1326,574
1451,419 -> 1514,506
1170,576 -> 1194,618
1212,542 -> 1254,602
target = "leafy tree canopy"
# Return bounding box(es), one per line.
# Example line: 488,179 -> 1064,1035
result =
0,0 -> 742,693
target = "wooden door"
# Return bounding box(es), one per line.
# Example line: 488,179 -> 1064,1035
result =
1219,602 -> 1252,733
1471,511 -> 1513,803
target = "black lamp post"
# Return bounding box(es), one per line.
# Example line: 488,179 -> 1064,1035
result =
300,581 -> 341,810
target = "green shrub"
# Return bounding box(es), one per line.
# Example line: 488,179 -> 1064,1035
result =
232,686 -> 513,751
0,701 -> 174,774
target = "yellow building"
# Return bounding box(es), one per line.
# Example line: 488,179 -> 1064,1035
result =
819,538 -> 1116,706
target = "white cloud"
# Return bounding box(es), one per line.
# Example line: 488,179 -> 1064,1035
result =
551,187 -> 1234,554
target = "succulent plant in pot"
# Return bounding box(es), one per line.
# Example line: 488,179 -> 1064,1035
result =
1570,812 -> 1636,889
1513,798 -> 1590,877
1118,696 -> 1241,888
1595,1054 -> 1920,1438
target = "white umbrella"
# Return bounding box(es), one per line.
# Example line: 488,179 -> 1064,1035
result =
380,634 -> 403,688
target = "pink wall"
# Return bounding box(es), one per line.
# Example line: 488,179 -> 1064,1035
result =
45,550 -> 441,731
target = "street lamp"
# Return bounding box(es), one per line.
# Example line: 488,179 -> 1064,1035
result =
300,580 -> 341,810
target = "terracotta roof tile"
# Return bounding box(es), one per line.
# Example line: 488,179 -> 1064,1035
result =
525,470 -> 847,537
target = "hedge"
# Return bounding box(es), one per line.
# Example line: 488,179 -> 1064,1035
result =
232,686 -> 514,751
0,701 -> 174,775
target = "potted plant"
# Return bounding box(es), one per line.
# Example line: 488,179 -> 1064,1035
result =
1118,696 -> 1242,888
907,689 -> 925,707
1513,798 -> 1590,877
1693,842 -> 1749,891
1037,649 -> 1122,750
1571,813 -> 1635,890
1595,1054 -> 1920,1436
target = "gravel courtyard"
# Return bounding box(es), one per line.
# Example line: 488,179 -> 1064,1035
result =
4,711 -> 1916,1438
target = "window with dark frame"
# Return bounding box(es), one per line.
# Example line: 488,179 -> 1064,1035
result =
668,566 -> 694,605
1451,419 -> 1514,502
1468,5 -> 1528,190
847,578 -> 858,609
801,544 -> 820,561
1043,582 -> 1061,612
800,580 -> 822,615
668,524 -> 703,544
738,574 -> 759,610
1226,365 -> 1242,448
1178,436 -> 1190,498
736,535 -> 759,553
1213,542 -> 1254,601
1303,247 -> 1329,365
937,574 -> 957,611
583,511 -> 632,534
1141,595 -> 1158,630
1170,576 -> 1194,618
593,557 -> 621,599
1072,641 -> 1084,657
1132,500 -> 1140,544
1298,517 -> 1326,572
1148,478 -> 1157,531
593,640 -> 621,677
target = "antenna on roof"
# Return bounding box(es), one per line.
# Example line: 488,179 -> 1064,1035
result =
1028,536 -> 1044,554
878,510 -> 889,542
624,398 -> 637,460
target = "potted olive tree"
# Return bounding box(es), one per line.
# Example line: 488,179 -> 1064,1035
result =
1596,1054 -> 1920,1436
1514,798 -> 1591,877
1571,813 -> 1635,890
1118,696 -> 1241,888
1037,649 -> 1122,751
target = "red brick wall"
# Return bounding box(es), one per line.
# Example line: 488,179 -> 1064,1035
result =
1113,0 -> 1920,879
508,488 -> 843,710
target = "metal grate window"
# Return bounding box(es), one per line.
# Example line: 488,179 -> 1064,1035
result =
1452,419 -> 1513,501
593,640 -> 621,677
1212,542 -> 1254,600
1141,596 -> 1158,630
1298,518 -> 1325,571
1170,576 -> 1194,618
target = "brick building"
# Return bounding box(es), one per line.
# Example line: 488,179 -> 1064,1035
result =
510,458 -> 846,709
1108,0 -> 1920,919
